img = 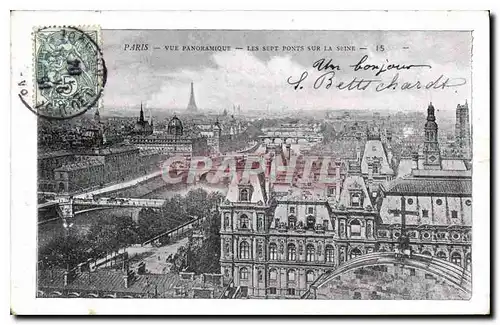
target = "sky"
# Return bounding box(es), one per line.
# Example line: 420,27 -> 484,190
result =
101,30 -> 472,114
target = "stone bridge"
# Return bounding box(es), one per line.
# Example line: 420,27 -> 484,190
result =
43,197 -> 166,219
301,252 -> 471,299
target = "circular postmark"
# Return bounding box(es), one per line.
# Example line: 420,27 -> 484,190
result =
23,26 -> 107,120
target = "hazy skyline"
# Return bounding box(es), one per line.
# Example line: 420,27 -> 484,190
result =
101,30 -> 472,113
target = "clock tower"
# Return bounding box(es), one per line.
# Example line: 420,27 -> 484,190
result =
423,102 -> 442,169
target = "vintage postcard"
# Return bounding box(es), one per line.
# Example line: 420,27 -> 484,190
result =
10,11 -> 490,315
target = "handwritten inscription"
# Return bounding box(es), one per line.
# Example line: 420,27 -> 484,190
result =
287,55 -> 466,92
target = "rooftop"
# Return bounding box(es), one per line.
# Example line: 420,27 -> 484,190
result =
382,177 -> 472,196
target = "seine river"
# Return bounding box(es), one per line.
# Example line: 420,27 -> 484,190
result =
37,183 -> 227,250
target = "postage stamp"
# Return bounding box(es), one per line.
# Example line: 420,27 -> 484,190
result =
9,11 -> 490,316
32,26 -> 105,120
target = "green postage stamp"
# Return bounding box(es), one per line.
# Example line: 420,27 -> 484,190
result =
33,26 -> 106,120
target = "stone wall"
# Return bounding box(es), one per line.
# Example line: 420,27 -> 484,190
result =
315,264 -> 470,300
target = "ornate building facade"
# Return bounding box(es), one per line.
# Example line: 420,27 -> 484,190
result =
219,102 -> 472,299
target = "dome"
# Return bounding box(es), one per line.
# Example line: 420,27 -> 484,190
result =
167,115 -> 184,136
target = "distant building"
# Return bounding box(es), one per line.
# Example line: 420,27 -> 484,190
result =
397,103 -> 469,178
127,115 -> 209,156
132,104 -> 153,136
455,100 -> 472,160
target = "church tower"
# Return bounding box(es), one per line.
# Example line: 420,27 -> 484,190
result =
455,100 -> 471,160
187,82 -> 198,112
423,102 -> 442,169
139,102 -> 145,123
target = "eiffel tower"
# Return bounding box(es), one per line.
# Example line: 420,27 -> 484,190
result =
187,82 -> 198,112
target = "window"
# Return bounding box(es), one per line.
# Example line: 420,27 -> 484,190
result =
351,193 -> 361,207
437,232 -> 446,240
436,251 -> 447,260
350,248 -> 362,260
287,269 -> 296,282
258,270 -> 263,282
286,288 -> 296,296
306,244 -> 315,262
407,198 -> 414,205
372,165 -> 379,174
465,199 -> 472,206
306,215 -> 316,230
289,206 -> 295,214
325,245 -> 334,262
239,188 -> 249,202
269,269 -> 277,280
288,215 -> 297,229
422,210 -> 429,218
257,215 -> 264,231
240,267 -> 248,280
350,219 -> 361,236
410,268 -> 416,276
451,210 -> 458,218
422,232 -> 430,239
306,270 -> 315,283
465,253 -> 471,271
328,187 -> 335,196
274,218 -> 280,228
451,252 -> 462,267
436,199 -> 443,206
323,220 -> 329,230
287,244 -> 296,261
239,241 -> 250,259
422,250 -> 432,256
239,214 -> 249,229
267,287 -> 277,294
308,207 -> 314,214
269,243 -> 277,260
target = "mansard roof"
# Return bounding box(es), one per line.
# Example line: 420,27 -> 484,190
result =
382,177 -> 472,196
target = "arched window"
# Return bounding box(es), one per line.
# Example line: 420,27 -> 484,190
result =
306,215 -> 316,230
306,244 -> 315,262
451,252 -> 462,267
287,244 -> 296,261
269,268 -> 278,280
465,253 -> 471,271
287,269 -> 296,282
325,245 -> 334,262
350,219 -> 361,236
58,182 -> 65,192
306,270 -> 315,283
421,250 -> 432,256
239,188 -> 250,202
240,267 -> 248,280
436,251 -> 447,260
239,241 -> 250,259
288,215 -> 297,229
350,248 -> 362,260
239,214 -> 249,229
269,243 -> 277,260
